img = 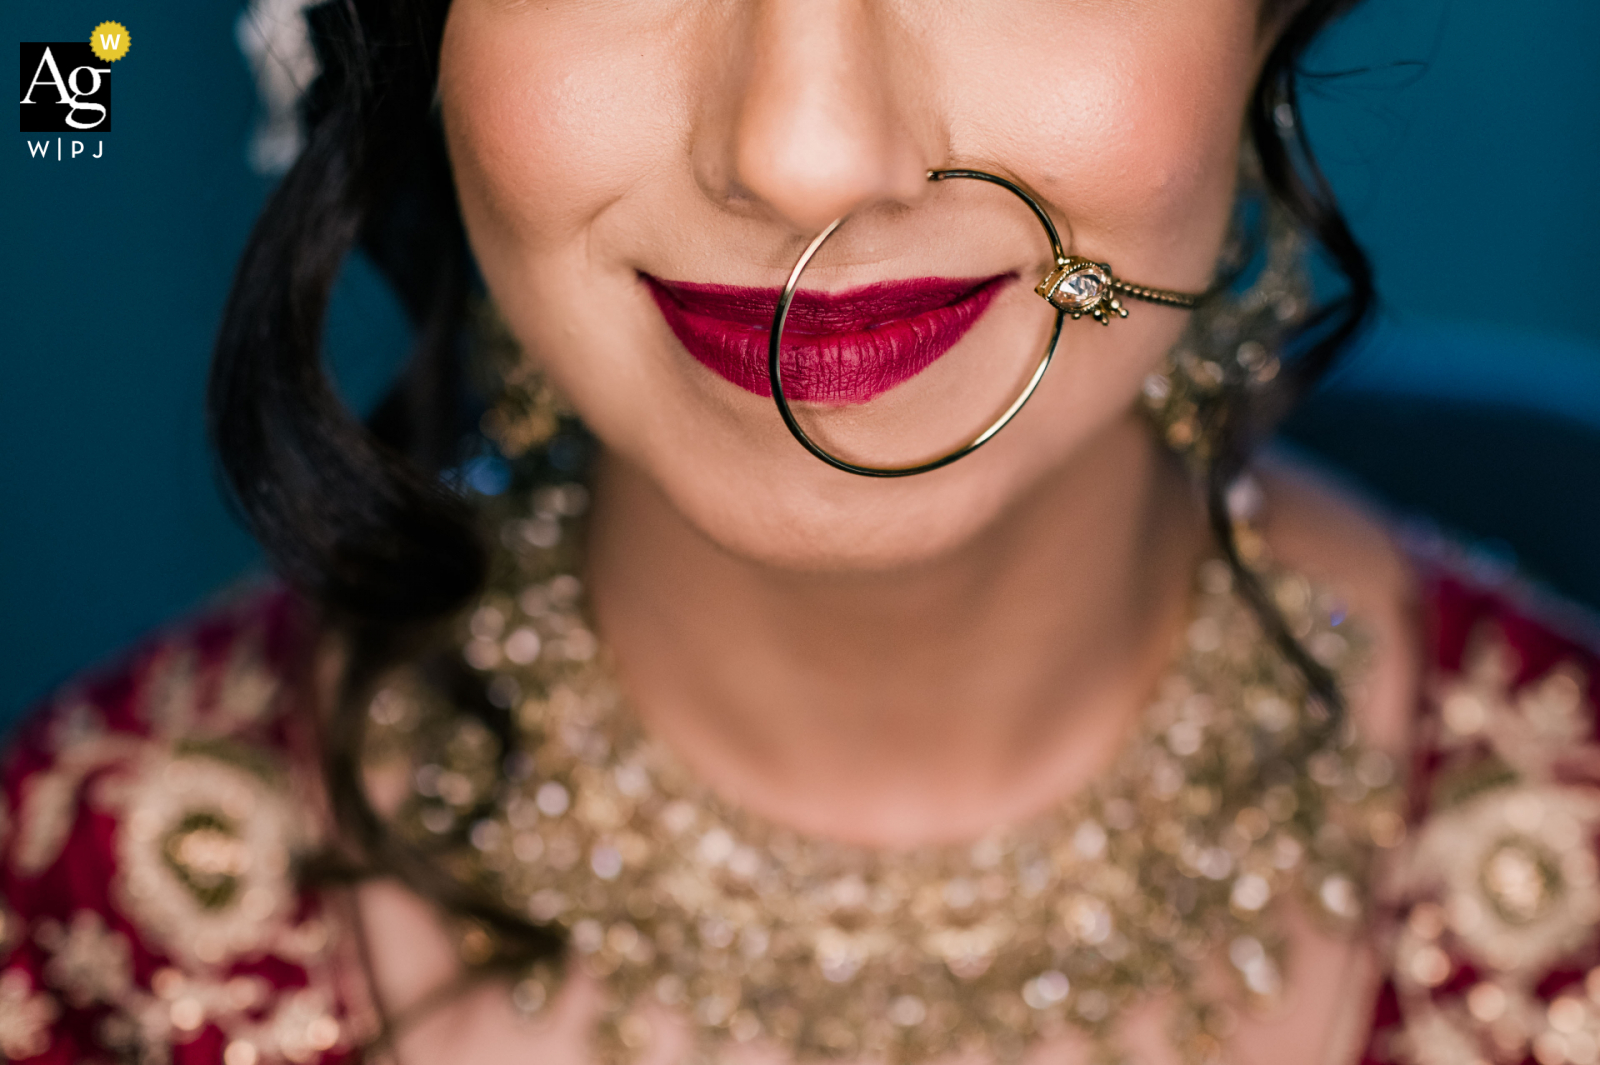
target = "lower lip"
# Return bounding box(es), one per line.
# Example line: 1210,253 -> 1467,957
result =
644,273 -> 1013,404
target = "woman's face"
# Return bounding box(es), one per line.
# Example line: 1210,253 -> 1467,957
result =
440,0 -> 1268,571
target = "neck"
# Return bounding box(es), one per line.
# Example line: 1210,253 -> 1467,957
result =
586,415 -> 1206,847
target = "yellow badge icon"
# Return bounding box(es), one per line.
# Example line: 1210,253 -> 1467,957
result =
90,21 -> 131,62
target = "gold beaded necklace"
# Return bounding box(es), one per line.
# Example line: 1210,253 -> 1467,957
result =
366,488 -> 1400,1065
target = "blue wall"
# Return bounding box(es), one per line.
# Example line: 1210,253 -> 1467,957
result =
3,0 -> 1598,724
1303,0 -> 1600,346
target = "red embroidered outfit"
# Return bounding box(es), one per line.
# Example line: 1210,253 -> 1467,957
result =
0,590 -> 362,1065
3,564 -> 1598,1065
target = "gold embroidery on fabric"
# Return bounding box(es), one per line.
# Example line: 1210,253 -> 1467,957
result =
7,612 -> 357,1063
35,910 -> 135,1008
213,635 -> 285,732
0,967 -> 62,1059
12,730 -> 141,876
139,647 -> 203,736
1385,624 -> 1600,1065
94,733 -> 354,1060
15,764 -> 88,876
1401,784 -> 1600,975
47,742 -> 354,1062
112,747 -> 301,968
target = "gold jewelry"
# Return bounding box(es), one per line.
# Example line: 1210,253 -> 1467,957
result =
367,496 -> 1402,1065
1034,256 -> 1203,323
768,169 -> 1207,478
475,298 -> 572,458
1140,195 -> 1311,471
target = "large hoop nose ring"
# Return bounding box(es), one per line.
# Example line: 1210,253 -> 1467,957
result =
766,168 -> 1205,478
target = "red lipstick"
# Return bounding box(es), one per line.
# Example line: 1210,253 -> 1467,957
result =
644,273 -> 1012,404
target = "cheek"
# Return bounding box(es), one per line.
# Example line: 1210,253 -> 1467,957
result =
946,2 -> 1257,266
438,5 -> 683,256
1083,24 -> 1255,249
439,1 -> 708,431
1094,33 -> 1252,241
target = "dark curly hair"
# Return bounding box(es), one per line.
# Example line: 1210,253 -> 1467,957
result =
208,0 -> 1377,1024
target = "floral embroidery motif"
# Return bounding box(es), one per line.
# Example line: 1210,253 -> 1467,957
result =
0,595 -> 363,1064
35,909 -> 134,1008
1400,784 -> 1600,974
109,747 -> 302,968
11,724 -> 139,876
1383,622 -> 1600,1065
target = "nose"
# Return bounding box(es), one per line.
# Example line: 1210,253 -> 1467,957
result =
703,0 -> 936,235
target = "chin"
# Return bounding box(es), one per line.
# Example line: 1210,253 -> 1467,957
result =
635,426 -> 1059,576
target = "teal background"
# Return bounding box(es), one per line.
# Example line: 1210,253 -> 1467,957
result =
2,0 -> 1599,725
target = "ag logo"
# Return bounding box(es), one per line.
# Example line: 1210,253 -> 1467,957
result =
20,43 -> 112,132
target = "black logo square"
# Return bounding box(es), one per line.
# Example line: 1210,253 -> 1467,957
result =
20,43 -> 112,133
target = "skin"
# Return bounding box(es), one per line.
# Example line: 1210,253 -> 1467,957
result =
358,1 -> 1423,1062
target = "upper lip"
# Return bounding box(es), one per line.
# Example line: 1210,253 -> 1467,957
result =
644,272 -> 1014,404
648,274 -> 1007,333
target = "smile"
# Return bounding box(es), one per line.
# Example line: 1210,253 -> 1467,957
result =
643,272 -> 1013,405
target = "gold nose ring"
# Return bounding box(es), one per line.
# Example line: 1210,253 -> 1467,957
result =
766,168 -> 1207,478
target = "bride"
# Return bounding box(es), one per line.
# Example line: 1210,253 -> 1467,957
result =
4,2 -> 1597,1064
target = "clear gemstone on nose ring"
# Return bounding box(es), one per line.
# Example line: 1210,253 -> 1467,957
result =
1036,258 -> 1128,326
